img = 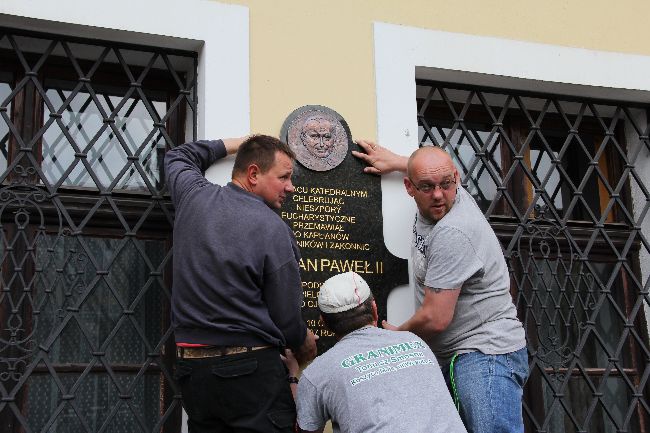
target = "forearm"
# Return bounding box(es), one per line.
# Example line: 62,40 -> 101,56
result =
164,140 -> 227,206
165,136 -> 244,178
393,287 -> 459,339
352,139 -> 409,175
222,136 -> 248,155
289,381 -> 298,400
165,140 -> 226,174
384,154 -> 408,173
283,349 -> 300,400
395,307 -> 443,340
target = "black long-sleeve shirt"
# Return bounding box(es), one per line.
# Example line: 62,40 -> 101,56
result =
165,139 -> 306,349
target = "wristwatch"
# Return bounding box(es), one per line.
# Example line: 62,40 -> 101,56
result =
287,376 -> 299,384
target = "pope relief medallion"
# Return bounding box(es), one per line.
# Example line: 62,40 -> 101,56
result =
285,107 -> 348,172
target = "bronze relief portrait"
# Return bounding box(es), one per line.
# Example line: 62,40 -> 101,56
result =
285,108 -> 348,171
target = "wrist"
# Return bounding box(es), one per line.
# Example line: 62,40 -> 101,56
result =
287,375 -> 299,384
391,155 -> 408,173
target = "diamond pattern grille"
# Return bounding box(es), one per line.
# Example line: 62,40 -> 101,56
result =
0,27 -> 196,433
417,80 -> 650,433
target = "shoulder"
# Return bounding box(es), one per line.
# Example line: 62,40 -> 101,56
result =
229,188 -> 285,223
302,349 -> 337,382
431,224 -> 472,248
246,205 -> 293,240
450,187 -> 485,222
261,210 -> 293,238
434,190 -> 483,237
223,187 -> 293,236
379,328 -> 427,345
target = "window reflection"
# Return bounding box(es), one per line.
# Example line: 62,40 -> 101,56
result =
529,148 -> 563,211
0,81 -> 11,173
419,124 -> 502,212
527,132 -> 605,221
41,88 -> 167,192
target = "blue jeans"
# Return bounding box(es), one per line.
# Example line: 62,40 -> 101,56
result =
441,348 -> 529,433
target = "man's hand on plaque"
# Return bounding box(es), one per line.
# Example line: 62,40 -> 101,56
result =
352,139 -> 408,175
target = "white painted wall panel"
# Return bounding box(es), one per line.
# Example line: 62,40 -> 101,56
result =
374,23 -> 650,332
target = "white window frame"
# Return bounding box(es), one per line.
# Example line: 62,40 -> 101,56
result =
1,0 -> 250,185
373,23 -> 650,327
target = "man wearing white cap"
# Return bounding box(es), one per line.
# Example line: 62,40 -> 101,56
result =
287,271 -> 467,433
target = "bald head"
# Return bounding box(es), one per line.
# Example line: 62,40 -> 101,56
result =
407,146 -> 456,178
404,146 -> 459,222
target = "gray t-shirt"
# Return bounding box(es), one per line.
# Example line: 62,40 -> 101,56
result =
296,326 -> 467,433
412,186 -> 526,364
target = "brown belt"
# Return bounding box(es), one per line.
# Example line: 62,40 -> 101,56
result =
176,345 -> 272,359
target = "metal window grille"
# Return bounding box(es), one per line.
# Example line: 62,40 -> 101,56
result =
0,27 -> 197,433
417,80 -> 650,433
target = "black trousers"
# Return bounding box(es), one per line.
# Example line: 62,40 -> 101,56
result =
175,348 -> 295,433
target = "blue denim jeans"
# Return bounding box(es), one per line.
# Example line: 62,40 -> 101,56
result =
441,348 -> 529,433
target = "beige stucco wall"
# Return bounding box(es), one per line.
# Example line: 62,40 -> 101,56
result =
212,5 -> 650,432
219,0 -> 650,138
1,3 -> 648,433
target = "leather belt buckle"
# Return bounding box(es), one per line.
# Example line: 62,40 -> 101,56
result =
176,345 -> 272,359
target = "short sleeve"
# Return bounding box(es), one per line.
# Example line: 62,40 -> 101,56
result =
425,226 -> 483,290
296,376 -> 327,431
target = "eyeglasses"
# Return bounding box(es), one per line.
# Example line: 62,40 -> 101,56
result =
409,177 -> 456,193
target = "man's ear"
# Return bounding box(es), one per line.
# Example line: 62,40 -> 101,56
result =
319,314 -> 331,332
247,164 -> 260,186
404,176 -> 416,197
371,300 -> 378,326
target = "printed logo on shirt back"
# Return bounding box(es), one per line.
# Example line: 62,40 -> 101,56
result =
340,340 -> 434,386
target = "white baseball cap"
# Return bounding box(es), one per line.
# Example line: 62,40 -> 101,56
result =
318,272 -> 372,313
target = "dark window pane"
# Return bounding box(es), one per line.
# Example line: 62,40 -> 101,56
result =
24,372 -> 161,433
540,374 -> 641,433
34,235 -> 165,364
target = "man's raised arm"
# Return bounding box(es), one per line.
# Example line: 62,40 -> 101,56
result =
352,139 -> 408,175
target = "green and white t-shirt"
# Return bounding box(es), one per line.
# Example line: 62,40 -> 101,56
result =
296,326 -> 466,433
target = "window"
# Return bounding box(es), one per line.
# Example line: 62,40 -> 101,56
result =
417,81 -> 650,433
0,28 -> 196,433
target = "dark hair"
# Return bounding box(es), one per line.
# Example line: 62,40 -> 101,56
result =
320,296 -> 375,336
232,134 -> 295,176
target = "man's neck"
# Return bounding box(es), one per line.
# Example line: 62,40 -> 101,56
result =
336,323 -> 375,340
231,177 -> 252,193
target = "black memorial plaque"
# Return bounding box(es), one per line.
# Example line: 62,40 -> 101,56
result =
279,105 -> 408,353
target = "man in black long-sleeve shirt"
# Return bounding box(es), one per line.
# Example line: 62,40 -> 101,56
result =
165,135 -> 317,433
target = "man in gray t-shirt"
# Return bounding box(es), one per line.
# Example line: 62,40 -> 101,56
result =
353,142 -> 528,433
411,185 -> 525,362
286,272 -> 466,433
